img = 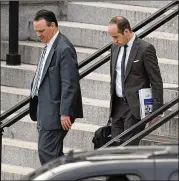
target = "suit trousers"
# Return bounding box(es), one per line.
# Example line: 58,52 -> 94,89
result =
111,95 -> 145,146
37,105 -> 68,165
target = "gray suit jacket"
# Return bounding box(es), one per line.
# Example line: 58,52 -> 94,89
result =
110,36 -> 163,119
30,32 -> 83,130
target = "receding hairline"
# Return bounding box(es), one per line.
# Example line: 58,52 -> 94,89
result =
109,16 -> 132,33
109,16 -> 127,23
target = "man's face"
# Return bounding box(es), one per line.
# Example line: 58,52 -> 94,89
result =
108,23 -> 128,46
33,19 -> 55,43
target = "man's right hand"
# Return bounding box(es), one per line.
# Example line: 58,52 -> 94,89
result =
61,115 -> 72,130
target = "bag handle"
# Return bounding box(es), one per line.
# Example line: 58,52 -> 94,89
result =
107,117 -> 112,126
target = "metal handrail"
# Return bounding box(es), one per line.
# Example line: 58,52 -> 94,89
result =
0,0 -> 178,122
99,96 -> 179,149
120,108 -> 179,146
0,108 -> 29,129
0,97 -> 30,121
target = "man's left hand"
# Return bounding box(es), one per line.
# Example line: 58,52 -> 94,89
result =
149,113 -> 164,126
149,117 -> 159,125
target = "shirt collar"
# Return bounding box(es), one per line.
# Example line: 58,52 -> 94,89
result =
126,32 -> 136,48
46,30 -> 59,48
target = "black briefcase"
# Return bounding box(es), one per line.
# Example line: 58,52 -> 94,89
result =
29,96 -> 38,122
92,119 -> 111,149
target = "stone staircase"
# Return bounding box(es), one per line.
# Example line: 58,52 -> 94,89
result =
1,1 -> 178,180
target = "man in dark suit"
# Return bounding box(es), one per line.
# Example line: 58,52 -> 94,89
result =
29,10 -> 83,165
108,16 -> 163,146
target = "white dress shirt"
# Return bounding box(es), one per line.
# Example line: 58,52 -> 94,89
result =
36,30 -> 59,95
115,33 -> 136,97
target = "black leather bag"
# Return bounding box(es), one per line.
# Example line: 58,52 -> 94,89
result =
92,119 -> 111,149
29,96 -> 38,122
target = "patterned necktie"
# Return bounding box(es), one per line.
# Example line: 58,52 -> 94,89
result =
121,44 -> 128,97
31,45 -> 47,98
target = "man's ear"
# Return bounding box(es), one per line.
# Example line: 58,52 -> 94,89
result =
51,22 -> 56,29
124,29 -> 129,34
123,29 -> 130,36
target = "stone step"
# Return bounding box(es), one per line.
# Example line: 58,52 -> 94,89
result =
2,44 -> 178,84
1,87 -> 110,126
1,63 -> 178,110
2,112 -> 178,151
1,164 -> 35,180
1,41 -> 109,65
67,2 -> 178,34
2,88 -> 178,139
1,41 -> 109,75
1,60 -> 178,94
27,20 -> 179,61
1,87 -> 178,140
1,1 -> 63,41
61,21 -> 176,60
1,41 -> 178,83
2,114 -> 100,150
1,74 -> 178,110
79,73 -> 178,101
2,137 -> 82,170
28,21 -> 178,60
107,1 -> 172,9
140,134 -> 179,145
1,67 -> 178,102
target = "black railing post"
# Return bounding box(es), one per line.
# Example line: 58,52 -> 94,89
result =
6,1 -> 21,65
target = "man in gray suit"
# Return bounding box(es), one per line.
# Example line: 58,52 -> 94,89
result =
108,16 -> 163,146
29,10 -> 83,165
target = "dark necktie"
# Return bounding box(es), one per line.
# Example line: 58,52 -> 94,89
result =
121,44 -> 128,97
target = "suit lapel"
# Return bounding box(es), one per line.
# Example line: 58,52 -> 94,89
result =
39,32 -> 61,87
124,37 -> 140,81
112,45 -> 120,80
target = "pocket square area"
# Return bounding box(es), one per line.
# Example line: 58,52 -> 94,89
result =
134,60 -> 140,63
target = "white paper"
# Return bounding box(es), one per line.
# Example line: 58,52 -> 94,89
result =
139,88 -> 153,119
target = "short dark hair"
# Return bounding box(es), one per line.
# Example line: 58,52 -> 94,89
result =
34,9 -> 58,27
109,16 -> 132,34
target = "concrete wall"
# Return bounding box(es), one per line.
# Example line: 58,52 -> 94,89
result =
0,1 -> 67,41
